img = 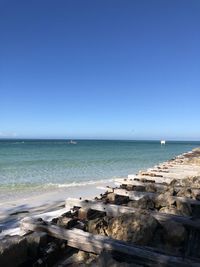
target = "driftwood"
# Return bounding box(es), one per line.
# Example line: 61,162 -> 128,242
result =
65,198 -> 200,229
21,218 -> 199,267
115,178 -> 168,189
127,175 -> 174,184
112,188 -> 200,206
140,171 -> 198,179
116,178 -> 200,192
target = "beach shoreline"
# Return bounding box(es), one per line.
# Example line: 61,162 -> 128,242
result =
1,147 -> 200,266
1,146 -> 200,236
0,180 -> 116,234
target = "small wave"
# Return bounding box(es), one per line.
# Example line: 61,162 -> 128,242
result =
45,178 -> 115,189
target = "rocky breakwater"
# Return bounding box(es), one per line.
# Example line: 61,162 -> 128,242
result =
1,148 -> 200,266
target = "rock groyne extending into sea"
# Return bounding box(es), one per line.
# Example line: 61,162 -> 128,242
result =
1,148 -> 200,266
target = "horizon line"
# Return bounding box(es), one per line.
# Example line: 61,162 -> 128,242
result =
0,138 -> 200,142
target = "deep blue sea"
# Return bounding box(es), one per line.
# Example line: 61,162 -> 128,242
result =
0,140 -> 199,196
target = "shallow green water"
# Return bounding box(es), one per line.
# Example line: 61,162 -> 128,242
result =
0,140 -> 199,194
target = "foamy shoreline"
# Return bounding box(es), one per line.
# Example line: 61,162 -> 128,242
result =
0,180 -> 116,235
1,146 -> 200,238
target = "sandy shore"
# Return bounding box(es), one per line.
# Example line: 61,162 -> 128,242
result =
0,180 -> 116,236
1,148 -> 200,266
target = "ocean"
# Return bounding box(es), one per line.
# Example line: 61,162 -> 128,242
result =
0,140 -> 199,200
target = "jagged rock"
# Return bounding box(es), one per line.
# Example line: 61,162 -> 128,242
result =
176,188 -> 193,198
159,207 -> 182,215
175,200 -> 192,216
26,232 -> 48,257
128,195 -> 154,210
121,184 -> 134,191
89,251 -> 143,267
87,217 -> 109,236
169,179 -> 178,187
145,184 -> 157,193
180,176 -> 200,188
56,216 -> 78,228
162,221 -> 187,246
104,192 -> 129,205
154,192 -> 175,209
195,193 -> 200,201
0,236 -> 28,267
63,251 -> 97,265
133,186 -> 146,192
164,187 -> 177,196
107,211 -> 158,245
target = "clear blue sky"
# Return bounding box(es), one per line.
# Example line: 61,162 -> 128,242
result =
0,0 -> 200,140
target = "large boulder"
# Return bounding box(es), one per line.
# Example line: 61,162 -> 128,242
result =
128,195 -> 154,210
154,192 -> 175,209
107,211 -> 158,245
87,217 -> 109,236
104,192 -> 129,205
175,200 -> 192,216
132,185 -> 146,192
0,236 -> 28,267
176,188 -> 193,198
89,251 -> 143,267
162,221 -> 187,246
159,207 -> 182,216
145,183 -> 157,193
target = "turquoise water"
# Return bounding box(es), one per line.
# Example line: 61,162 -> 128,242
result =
0,140 -> 199,194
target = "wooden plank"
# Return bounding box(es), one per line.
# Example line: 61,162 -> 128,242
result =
127,175 -> 173,184
113,188 -> 200,206
115,178 -> 168,188
116,178 -> 200,192
65,198 -> 200,229
21,218 -> 199,267
141,171 -> 198,179
113,188 -> 155,200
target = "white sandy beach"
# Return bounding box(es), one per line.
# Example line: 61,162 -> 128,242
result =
0,180 -> 116,237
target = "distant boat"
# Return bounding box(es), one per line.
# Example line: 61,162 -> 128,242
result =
160,140 -> 166,145
68,140 -> 77,145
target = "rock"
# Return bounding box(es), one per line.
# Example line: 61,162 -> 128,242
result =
26,232 -> 48,257
145,184 -> 157,193
0,236 -> 28,267
78,208 -> 106,220
165,187 -> 177,196
107,211 -> 158,245
105,192 -> 116,203
159,207 -> 182,215
154,192 -> 175,209
105,192 -> 129,205
128,195 -> 154,210
77,208 -> 90,220
162,221 -> 187,246
175,200 -> 192,216
62,250 -> 97,265
169,179 -> 178,187
195,194 -> 200,201
56,216 -> 78,228
89,251 -> 143,267
176,188 -> 193,198
87,217 -> 109,236
133,186 -> 146,192
180,176 -> 200,188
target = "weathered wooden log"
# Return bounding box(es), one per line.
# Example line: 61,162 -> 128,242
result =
65,198 -> 200,229
115,178 -> 167,188
141,171 -> 198,179
20,218 -> 200,267
116,178 -> 200,192
127,175 -> 174,184
113,188 -> 200,206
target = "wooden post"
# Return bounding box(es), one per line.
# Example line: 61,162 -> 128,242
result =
20,218 -> 199,267
65,198 -> 200,229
